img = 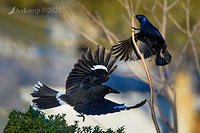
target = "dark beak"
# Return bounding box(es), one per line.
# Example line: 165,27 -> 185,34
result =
111,89 -> 120,94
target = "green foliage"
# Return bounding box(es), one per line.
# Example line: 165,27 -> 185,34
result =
4,106 -> 125,133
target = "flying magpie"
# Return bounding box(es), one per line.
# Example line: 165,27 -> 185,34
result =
31,45 -> 146,121
112,15 -> 172,66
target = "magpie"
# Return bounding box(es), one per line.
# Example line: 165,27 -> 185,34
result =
112,15 -> 172,66
31,45 -> 146,121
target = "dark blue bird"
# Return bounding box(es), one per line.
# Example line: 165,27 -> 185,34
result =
31,45 -> 146,121
112,15 -> 171,66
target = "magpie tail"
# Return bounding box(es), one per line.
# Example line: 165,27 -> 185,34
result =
31,81 -> 67,110
155,49 -> 172,66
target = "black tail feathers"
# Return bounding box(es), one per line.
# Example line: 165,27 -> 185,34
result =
31,81 -> 67,110
155,49 -> 172,66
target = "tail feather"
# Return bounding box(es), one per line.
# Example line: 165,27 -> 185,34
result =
155,49 -> 172,66
31,81 -> 67,110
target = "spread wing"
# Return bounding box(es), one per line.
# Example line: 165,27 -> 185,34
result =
74,98 -> 147,115
112,35 -> 154,61
65,45 -> 118,94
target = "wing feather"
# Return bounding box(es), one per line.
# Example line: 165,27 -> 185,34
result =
74,99 -> 146,115
104,49 -> 112,67
93,45 -> 100,64
99,47 -> 105,65
112,35 -> 154,61
65,45 -> 118,94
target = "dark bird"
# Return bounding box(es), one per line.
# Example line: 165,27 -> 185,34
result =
112,15 -> 171,66
31,45 -> 146,121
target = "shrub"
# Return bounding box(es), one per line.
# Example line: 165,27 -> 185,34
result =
4,106 -> 125,133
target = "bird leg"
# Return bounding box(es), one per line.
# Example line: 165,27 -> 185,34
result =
76,113 -> 85,122
132,27 -> 140,30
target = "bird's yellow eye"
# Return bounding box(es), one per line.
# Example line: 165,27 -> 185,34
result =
109,89 -> 112,92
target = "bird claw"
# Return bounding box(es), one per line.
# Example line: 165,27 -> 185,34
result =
76,113 -> 85,122
132,27 -> 140,30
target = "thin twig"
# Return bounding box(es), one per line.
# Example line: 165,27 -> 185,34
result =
135,0 -> 141,14
190,36 -> 200,73
170,29 -> 200,81
129,0 -> 133,15
161,0 -> 167,37
96,14 -> 114,44
127,63 -> 149,84
119,0 -> 132,20
168,13 -> 187,34
80,4 -> 118,44
63,9 -> 98,45
143,0 -> 161,28
170,85 -> 178,133
155,95 -> 174,132
131,15 -> 161,133
181,0 -> 200,74
167,0 -> 179,10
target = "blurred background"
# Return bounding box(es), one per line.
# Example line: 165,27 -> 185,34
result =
0,0 -> 200,132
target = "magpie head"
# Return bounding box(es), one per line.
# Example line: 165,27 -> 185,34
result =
92,86 -> 120,97
135,15 -> 151,26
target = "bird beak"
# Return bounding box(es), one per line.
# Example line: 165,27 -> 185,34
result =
110,89 -> 120,94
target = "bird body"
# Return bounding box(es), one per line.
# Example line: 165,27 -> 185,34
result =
112,15 -> 171,66
31,46 -> 146,119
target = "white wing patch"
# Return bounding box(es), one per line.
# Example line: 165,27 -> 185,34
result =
56,92 -> 67,105
37,81 -> 43,87
32,81 -> 43,93
91,65 -> 108,72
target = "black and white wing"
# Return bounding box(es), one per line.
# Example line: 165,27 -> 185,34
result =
65,45 -> 117,94
74,98 -> 147,115
112,35 -> 154,61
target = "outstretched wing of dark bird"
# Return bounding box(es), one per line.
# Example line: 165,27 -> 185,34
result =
112,35 -> 154,61
31,45 -> 146,116
65,45 -> 118,94
112,15 -> 171,66
74,98 -> 147,115
66,45 -> 146,115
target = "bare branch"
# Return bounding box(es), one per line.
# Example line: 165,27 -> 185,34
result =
96,14 -> 114,44
143,0 -> 161,27
161,0 -> 167,37
63,9 -> 98,45
192,20 -> 200,35
185,2 -> 191,35
155,95 -> 174,132
171,29 -> 200,81
125,0 -> 132,19
183,0 -> 200,74
157,0 -> 163,9
80,4 -> 117,44
190,36 -> 200,73
122,14 -> 132,26
167,0 -> 179,10
119,0 -> 132,20
168,13 -> 187,34
131,16 -> 161,133
127,64 -> 149,84
129,0 -> 133,15
135,0 -> 141,13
